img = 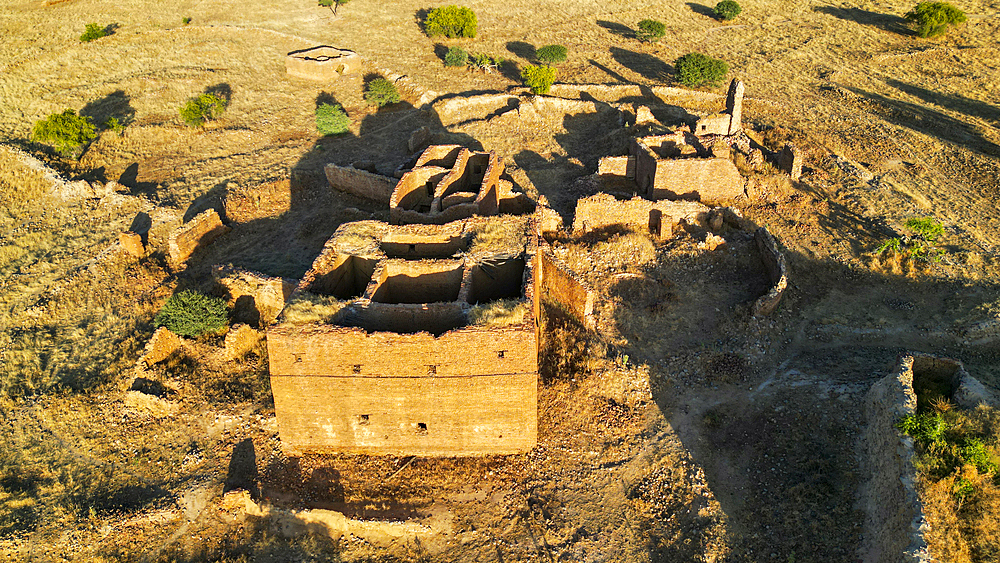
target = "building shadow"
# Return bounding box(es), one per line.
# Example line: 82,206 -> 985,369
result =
610,47 -> 673,82
813,5 -> 912,34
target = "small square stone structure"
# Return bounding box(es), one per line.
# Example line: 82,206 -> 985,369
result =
631,136 -> 745,204
267,217 -> 541,456
285,46 -> 361,81
694,79 -> 744,136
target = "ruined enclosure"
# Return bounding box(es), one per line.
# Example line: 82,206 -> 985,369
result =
390,145 -> 503,224
285,46 -> 361,81
268,217 -> 540,456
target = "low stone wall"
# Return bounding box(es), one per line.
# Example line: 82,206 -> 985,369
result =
540,247 -> 596,329
433,94 -> 521,126
752,227 -> 788,317
324,164 -> 397,204
285,46 -> 360,81
572,193 -> 713,237
861,355 -> 933,563
167,209 -> 230,268
0,143 -> 109,201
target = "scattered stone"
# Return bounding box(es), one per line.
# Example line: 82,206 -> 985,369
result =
407,126 -> 431,153
119,231 -> 145,256
700,233 -> 726,251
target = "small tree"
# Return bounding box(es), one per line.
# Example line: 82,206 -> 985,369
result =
32,110 -> 96,153
364,77 -> 401,107
521,65 -> 556,94
674,53 -> 728,87
154,290 -> 228,337
316,103 -> 350,135
424,5 -> 477,38
468,53 -> 504,73
80,23 -> 111,42
636,19 -> 666,42
535,44 -> 568,65
714,0 -> 742,21
318,0 -> 351,15
444,46 -> 469,67
179,93 -> 228,127
905,2 -> 966,37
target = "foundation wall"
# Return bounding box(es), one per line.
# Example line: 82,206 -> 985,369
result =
325,164 -> 397,204
540,248 -> 596,329
285,47 -> 360,81
168,209 -> 230,267
861,356 -> 933,563
752,227 -> 788,317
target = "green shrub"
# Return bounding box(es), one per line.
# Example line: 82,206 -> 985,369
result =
674,52 -> 729,87
424,5 -> 477,38
315,103 -> 350,136
521,64 -> 556,94
960,439 -> 998,474
182,17 -> 192,25
536,44 -> 567,65
80,23 -> 110,42
905,2 -> 966,37
31,110 -> 96,153
154,290 -> 228,337
906,217 -> 945,242
714,0 -> 742,20
898,412 -> 948,445
444,46 -> 469,67
103,116 -> 126,136
364,77 -> 401,107
179,93 -> 228,127
468,53 -> 504,73
636,19 -> 666,42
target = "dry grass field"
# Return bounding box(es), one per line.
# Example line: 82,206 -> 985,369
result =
2,0 -> 1000,560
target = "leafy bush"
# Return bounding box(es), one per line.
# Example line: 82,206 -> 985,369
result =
103,116 -> 125,136
536,44 -> 567,65
80,23 -> 111,42
31,110 -> 96,153
424,5 -> 477,38
179,93 -> 228,127
444,46 -> 469,67
154,290 -> 228,337
182,17 -> 192,25
318,0 -> 351,15
714,0 -> 742,20
905,217 -> 945,241
468,53 -> 504,73
315,103 -> 350,136
521,64 -> 556,94
364,77 -> 401,107
898,412 -> 948,445
636,19 -> 666,42
905,2 -> 966,37
674,52 -> 729,87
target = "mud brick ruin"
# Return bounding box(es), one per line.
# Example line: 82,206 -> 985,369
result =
267,217 -> 541,456
390,145 -> 505,224
285,46 -> 361,81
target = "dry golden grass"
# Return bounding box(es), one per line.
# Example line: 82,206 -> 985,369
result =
279,293 -> 348,324
467,216 -> 527,256
467,298 -> 529,326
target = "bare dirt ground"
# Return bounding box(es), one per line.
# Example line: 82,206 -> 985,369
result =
2,0 -> 1000,560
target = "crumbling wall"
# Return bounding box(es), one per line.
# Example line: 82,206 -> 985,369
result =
267,323 -> 538,456
649,158 -> 744,204
752,227 -> 788,317
325,164 -> 397,204
572,193 -> 713,237
861,355 -> 933,563
776,143 -> 803,181
167,209 -> 230,267
0,143 -> 112,201
214,265 -> 297,326
540,247 -> 596,329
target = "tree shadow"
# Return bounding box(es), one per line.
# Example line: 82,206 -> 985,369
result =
686,2 -> 717,17
433,43 -> 450,63
506,40 -> 535,61
596,20 -> 634,39
845,86 -> 1000,157
885,78 -> 1000,125
610,47 -> 673,82
204,83 -> 232,104
183,180 -> 229,222
80,90 -> 135,129
813,6 -> 912,35
499,59 -> 522,83
414,8 -> 431,35
315,91 -> 342,109
586,59 -> 630,83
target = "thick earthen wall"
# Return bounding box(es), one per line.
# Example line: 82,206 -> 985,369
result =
861,356 -> 933,563
752,228 -> 788,317
267,324 -> 538,455
540,249 -> 596,329
325,164 -> 397,204
168,209 -> 230,266
650,158 -> 744,204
